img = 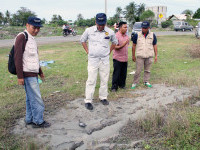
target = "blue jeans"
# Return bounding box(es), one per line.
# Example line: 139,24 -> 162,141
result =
24,77 -> 44,124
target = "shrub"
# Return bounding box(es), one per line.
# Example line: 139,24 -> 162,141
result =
161,20 -> 173,28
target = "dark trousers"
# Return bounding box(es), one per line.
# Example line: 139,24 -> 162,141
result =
111,59 -> 128,90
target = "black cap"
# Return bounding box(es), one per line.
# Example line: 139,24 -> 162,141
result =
141,21 -> 150,28
96,13 -> 107,25
27,16 -> 43,27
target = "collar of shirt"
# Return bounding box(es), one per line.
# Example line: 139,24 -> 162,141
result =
118,31 -> 127,37
24,29 -> 35,39
94,25 -> 108,33
142,31 -> 149,38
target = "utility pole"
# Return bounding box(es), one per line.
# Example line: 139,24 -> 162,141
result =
105,0 -> 107,15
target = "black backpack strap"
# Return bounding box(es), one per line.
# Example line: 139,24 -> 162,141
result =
23,32 -> 28,41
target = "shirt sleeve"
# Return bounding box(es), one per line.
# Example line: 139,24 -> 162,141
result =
153,33 -> 157,45
80,28 -> 89,43
110,32 -> 118,45
131,33 -> 138,44
14,34 -> 26,79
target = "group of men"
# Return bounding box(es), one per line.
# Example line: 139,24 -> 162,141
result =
14,13 -> 157,128
80,13 -> 157,110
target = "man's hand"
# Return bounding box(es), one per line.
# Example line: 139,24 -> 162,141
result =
126,39 -> 129,44
132,56 -> 136,62
154,56 -> 157,63
18,79 -> 24,85
122,39 -> 129,47
81,42 -> 89,54
40,73 -> 45,81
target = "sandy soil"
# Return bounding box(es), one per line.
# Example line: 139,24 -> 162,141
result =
12,84 -> 199,150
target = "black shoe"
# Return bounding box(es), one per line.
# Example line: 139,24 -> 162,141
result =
119,86 -> 126,89
32,121 -> 51,128
100,99 -> 109,105
24,119 -> 34,125
85,103 -> 93,110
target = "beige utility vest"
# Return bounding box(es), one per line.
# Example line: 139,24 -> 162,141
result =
23,32 -> 40,73
136,31 -> 154,58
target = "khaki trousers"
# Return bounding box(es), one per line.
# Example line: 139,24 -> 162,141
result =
133,57 -> 153,84
85,61 -> 110,103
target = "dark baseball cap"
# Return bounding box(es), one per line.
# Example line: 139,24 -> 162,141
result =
27,16 -> 43,27
141,21 -> 150,28
96,13 -> 107,25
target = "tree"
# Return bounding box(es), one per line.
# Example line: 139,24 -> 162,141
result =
10,7 -> 36,26
77,13 -> 84,21
124,2 -> 137,25
76,17 -> 95,27
161,20 -> 173,28
107,14 -> 119,26
136,3 -> 145,21
41,18 -> 46,24
182,9 -> 193,15
0,12 -> 4,25
116,7 -> 122,17
50,14 -> 66,25
182,9 -> 193,19
193,8 -> 200,19
140,10 -> 155,22
4,10 -> 11,25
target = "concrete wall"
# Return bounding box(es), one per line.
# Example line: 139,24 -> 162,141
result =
146,6 -> 167,26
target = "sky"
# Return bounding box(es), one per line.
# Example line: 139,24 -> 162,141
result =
1,0 -> 200,22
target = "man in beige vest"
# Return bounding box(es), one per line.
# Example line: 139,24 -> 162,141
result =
131,21 -> 157,89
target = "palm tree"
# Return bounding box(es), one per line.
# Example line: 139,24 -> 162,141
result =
77,14 -> 84,21
124,2 -> 137,25
182,9 -> 193,19
115,7 -> 122,22
0,12 -> 4,25
5,10 -> 11,25
137,3 -> 145,21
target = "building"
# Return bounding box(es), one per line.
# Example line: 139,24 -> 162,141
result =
168,14 -> 192,24
146,6 -> 167,26
168,14 -> 188,21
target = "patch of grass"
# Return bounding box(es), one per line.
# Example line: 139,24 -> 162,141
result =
0,26 -> 86,40
118,98 -> 200,150
0,35 -> 200,148
186,44 -> 200,58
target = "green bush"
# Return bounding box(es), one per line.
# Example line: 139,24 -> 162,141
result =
161,20 -> 173,28
186,19 -> 199,27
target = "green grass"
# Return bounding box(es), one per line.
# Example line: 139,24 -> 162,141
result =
0,26 -> 86,40
0,35 -> 200,149
139,100 -> 200,150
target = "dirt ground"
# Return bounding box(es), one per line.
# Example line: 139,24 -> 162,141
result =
12,84 -> 199,150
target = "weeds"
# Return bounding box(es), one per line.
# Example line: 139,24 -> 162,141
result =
120,98 -> 200,150
187,44 -> 200,58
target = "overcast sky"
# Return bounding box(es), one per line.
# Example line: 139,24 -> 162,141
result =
1,0 -> 200,21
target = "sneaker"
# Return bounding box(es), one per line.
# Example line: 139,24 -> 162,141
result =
144,82 -> 152,88
131,84 -> 137,89
32,121 -> 51,128
100,99 -> 109,105
85,103 -> 93,110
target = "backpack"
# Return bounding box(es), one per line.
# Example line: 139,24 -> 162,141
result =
8,32 -> 28,75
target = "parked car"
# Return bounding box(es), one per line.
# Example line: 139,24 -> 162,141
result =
195,22 -> 200,39
174,21 -> 193,31
131,22 -> 142,38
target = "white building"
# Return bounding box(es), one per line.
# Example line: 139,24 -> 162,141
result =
146,6 -> 167,25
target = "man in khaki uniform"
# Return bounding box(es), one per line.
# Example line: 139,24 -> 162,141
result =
131,21 -> 158,89
80,13 -> 118,110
